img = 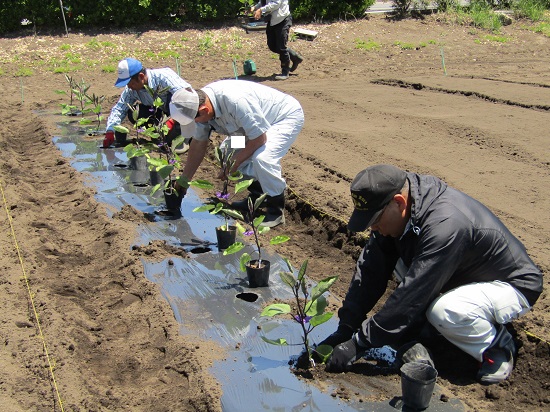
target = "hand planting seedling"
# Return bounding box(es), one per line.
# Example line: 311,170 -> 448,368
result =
260,259 -> 338,369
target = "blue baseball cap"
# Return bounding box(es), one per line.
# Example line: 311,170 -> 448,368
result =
115,58 -> 143,87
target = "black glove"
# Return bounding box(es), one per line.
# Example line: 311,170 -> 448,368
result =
317,324 -> 354,349
326,333 -> 370,373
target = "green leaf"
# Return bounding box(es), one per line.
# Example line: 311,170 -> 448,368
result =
310,276 -> 338,302
221,209 -> 244,221
150,183 -> 162,195
253,215 -> 266,227
147,157 -> 168,167
211,203 -> 223,214
189,180 -> 214,190
260,336 -> 288,346
270,235 -> 290,245
305,295 -> 327,317
279,271 -> 296,289
282,257 -> 294,273
228,171 -> 243,181
235,179 -> 254,194
257,225 -> 270,235
314,344 -> 333,363
239,253 -> 251,271
223,242 -> 245,256
254,193 -> 267,211
193,204 -> 215,213
171,136 -> 186,151
235,222 -> 246,234
309,312 -> 333,327
297,260 -> 308,282
79,118 -> 92,125
260,303 -> 291,317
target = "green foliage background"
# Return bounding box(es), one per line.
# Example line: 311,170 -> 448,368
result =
0,0 -> 375,35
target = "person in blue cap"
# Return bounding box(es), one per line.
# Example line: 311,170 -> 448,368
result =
102,58 -> 192,148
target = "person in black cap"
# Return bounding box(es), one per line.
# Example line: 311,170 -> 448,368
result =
102,57 -> 192,148
319,164 -> 542,384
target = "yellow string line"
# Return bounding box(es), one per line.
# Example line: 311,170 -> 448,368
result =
0,181 -> 64,412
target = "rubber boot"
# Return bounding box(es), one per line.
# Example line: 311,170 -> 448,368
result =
477,325 -> 516,384
289,49 -> 303,72
231,180 -> 264,211
261,193 -> 285,228
275,65 -> 290,81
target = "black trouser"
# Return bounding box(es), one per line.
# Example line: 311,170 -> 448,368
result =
266,15 -> 292,68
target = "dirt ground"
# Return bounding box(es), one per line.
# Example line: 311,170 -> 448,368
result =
0,12 -> 549,412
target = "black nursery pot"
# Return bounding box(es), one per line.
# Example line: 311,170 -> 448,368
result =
149,169 -> 164,187
114,131 -> 127,146
129,155 -> 147,171
164,183 -> 184,212
246,259 -> 270,288
216,225 -> 237,250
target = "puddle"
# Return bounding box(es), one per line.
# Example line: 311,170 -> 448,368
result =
50,111 -> 465,412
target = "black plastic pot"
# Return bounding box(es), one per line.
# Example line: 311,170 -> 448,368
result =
114,131 -> 127,147
129,155 -> 147,171
400,362 -> 438,410
164,181 -> 184,212
246,259 -> 270,288
216,225 -> 237,250
149,169 -> 164,187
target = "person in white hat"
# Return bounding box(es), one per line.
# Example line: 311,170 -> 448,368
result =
102,57 -> 192,148
169,79 -> 304,227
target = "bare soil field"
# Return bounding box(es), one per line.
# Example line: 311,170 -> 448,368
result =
0,12 -> 549,411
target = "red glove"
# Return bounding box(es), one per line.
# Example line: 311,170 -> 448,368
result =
103,131 -> 115,148
165,118 -> 175,132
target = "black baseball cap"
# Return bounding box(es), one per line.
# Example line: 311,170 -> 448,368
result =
347,164 -> 407,232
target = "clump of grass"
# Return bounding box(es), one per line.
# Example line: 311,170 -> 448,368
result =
198,32 -> 214,54
394,40 -> 416,50
16,67 -> 33,77
100,41 -> 115,48
355,38 -> 381,51
86,38 -> 101,49
60,44 -> 71,51
470,2 -> 504,32
157,50 -> 180,59
530,21 -> 550,37
101,65 -> 116,73
513,0 -> 548,21
484,34 -> 510,42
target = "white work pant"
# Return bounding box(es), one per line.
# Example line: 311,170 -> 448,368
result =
426,281 -> 531,362
230,103 -> 304,196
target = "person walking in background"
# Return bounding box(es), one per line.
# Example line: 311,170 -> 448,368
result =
318,164 -> 542,384
250,0 -> 303,80
103,58 -> 192,148
169,79 -> 304,227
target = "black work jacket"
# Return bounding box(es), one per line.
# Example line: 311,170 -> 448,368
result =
338,172 -> 543,347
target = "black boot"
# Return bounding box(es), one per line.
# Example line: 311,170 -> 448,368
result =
261,193 -> 285,228
275,65 -> 290,81
289,49 -> 303,72
231,180 -> 264,211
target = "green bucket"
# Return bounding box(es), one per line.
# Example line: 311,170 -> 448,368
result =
243,59 -> 257,75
